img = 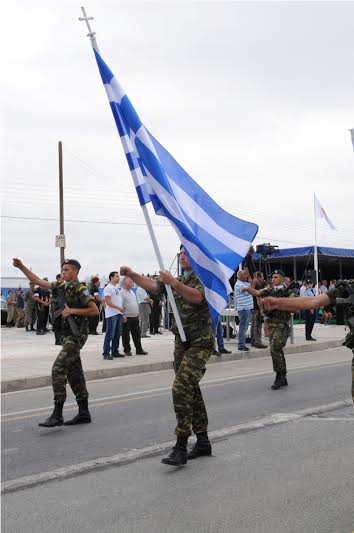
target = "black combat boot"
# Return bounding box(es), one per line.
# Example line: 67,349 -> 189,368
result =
187,432 -> 212,460
64,399 -> 92,426
161,435 -> 188,466
25,326 -> 29,332
38,402 -> 64,427
271,373 -> 288,390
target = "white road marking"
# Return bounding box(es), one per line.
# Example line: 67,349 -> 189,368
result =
2,399 -> 352,494
3,448 -> 19,454
1,359 -> 349,419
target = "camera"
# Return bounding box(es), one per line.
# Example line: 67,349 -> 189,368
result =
256,243 -> 279,258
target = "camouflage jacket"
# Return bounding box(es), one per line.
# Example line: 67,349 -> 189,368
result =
50,280 -> 94,337
261,285 -> 295,324
24,290 -> 36,310
157,270 -> 213,345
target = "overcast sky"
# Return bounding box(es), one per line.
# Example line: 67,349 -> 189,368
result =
1,0 -> 354,281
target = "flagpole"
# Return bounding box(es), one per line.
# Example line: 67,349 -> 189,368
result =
79,7 -> 187,342
313,193 -> 319,295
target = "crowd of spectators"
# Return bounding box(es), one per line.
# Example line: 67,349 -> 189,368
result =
0,259 -> 349,358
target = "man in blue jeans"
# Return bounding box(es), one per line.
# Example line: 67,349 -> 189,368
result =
102,271 -> 126,360
234,270 -> 253,351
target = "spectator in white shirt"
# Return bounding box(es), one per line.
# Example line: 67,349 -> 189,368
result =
102,271 -> 125,360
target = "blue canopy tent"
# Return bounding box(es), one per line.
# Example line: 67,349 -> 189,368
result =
252,246 -> 354,281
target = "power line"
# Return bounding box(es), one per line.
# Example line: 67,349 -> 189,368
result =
0,215 -> 320,246
0,215 -> 171,227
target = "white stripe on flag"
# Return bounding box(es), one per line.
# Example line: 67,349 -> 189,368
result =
204,286 -> 228,314
120,134 -> 134,154
168,177 -> 250,257
131,167 -> 146,187
172,223 -> 233,287
144,168 -> 192,230
105,77 -> 126,104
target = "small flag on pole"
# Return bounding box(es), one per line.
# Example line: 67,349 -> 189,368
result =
314,194 -> 336,231
93,50 -> 258,324
349,128 -> 354,151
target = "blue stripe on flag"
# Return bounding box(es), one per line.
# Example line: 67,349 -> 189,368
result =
110,103 -> 126,137
125,152 -> 137,172
120,96 -> 143,134
94,50 -> 114,85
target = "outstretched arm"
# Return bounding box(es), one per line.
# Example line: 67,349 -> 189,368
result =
242,286 -> 263,297
120,266 -> 158,293
262,294 -> 330,312
159,271 -> 203,305
12,258 -> 51,290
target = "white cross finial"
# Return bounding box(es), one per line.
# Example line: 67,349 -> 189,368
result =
79,6 -> 100,52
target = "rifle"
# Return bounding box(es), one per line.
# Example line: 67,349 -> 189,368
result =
53,289 -> 80,337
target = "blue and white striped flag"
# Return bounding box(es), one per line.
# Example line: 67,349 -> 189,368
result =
94,50 -> 258,324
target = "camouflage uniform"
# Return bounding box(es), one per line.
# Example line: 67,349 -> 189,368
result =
157,271 -> 214,437
261,286 -> 294,375
327,284 -> 354,402
50,281 -> 94,404
6,293 -> 16,325
24,289 -> 37,329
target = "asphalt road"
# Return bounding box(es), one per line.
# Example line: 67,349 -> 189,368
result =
2,347 -> 352,483
2,405 -> 354,533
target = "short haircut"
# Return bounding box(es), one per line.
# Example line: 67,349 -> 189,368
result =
56,274 -> 62,281
109,271 -> 118,281
237,270 -> 246,279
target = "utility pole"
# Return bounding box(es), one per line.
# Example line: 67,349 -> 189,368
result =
57,141 -> 66,268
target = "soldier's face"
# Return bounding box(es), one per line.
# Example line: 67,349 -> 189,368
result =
272,274 -> 283,285
61,265 -> 78,282
179,250 -> 191,270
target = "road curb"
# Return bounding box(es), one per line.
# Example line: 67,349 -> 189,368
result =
2,398 -> 351,494
1,339 -> 344,393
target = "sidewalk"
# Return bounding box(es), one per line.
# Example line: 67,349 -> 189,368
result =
1,323 -> 346,393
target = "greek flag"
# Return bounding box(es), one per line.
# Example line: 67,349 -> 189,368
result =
94,50 -> 258,323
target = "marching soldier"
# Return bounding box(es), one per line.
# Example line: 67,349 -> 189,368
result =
262,280 -> 354,402
242,269 -> 295,390
6,289 -> 16,327
12,257 -> 99,427
24,282 -> 37,331
121,246 -> 214,467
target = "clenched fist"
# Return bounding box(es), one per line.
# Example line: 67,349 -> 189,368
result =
13,258 -> 24,269
120,266 -> 133,276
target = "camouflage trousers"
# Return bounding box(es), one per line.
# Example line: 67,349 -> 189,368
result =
268,322 -> 288,375
15,309 -> 24,327
6,304 -> 16,324
172,336 -> 214,437
250,310 -> 263,346
52,334 -> 88,404
24,307 -> 37,328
